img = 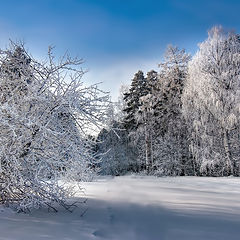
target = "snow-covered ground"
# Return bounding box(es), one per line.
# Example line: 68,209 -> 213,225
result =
0,176 -> 240,240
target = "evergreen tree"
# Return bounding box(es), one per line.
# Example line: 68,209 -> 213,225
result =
134,70 -> 158,172
123,70 -> 148,131
121,71 -> 149,171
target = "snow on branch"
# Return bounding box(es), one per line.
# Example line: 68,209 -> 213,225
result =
0,42 -> 110,212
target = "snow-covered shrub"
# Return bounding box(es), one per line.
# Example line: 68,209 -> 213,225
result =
0,43 -> 109,211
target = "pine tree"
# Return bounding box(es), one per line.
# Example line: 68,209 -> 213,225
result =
121,71 -> 149,171
123,70 -> 148,131
134,70 -> 158,172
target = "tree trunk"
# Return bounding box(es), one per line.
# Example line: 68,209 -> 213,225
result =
144,125 -> 153,173
145,124 -> 149,172
223,129 -> 233,175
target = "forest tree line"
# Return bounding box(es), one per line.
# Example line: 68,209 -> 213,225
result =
96,26 -> 240,177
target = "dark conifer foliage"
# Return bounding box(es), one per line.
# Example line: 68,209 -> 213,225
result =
123,70 -> 148,131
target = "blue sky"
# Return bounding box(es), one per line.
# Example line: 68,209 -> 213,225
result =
0,0 -> 240,100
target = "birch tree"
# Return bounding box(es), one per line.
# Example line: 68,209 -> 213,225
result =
182,26 -> 240,176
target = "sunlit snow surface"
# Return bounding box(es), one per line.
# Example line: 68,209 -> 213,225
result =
0,176 -> 240,240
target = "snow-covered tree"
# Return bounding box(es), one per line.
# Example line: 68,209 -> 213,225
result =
133,71 -> 158,172
182,26 -> 240,176
121,71 -> 149,171
0,43 -> 109,211
97,120 -> 137,175
153,45 -> 191,175
121,47 -> 190,175
123,70 -> 148,131
115,84 -> 129,122
96,88 -> 138,176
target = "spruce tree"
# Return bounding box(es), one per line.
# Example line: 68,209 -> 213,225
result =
123,70 -> 148,131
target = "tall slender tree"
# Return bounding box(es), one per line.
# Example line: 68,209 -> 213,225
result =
123,70 -> 148,131
152,45 -> 191,175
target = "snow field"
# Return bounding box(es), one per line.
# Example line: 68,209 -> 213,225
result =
0,176 -> 240,240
